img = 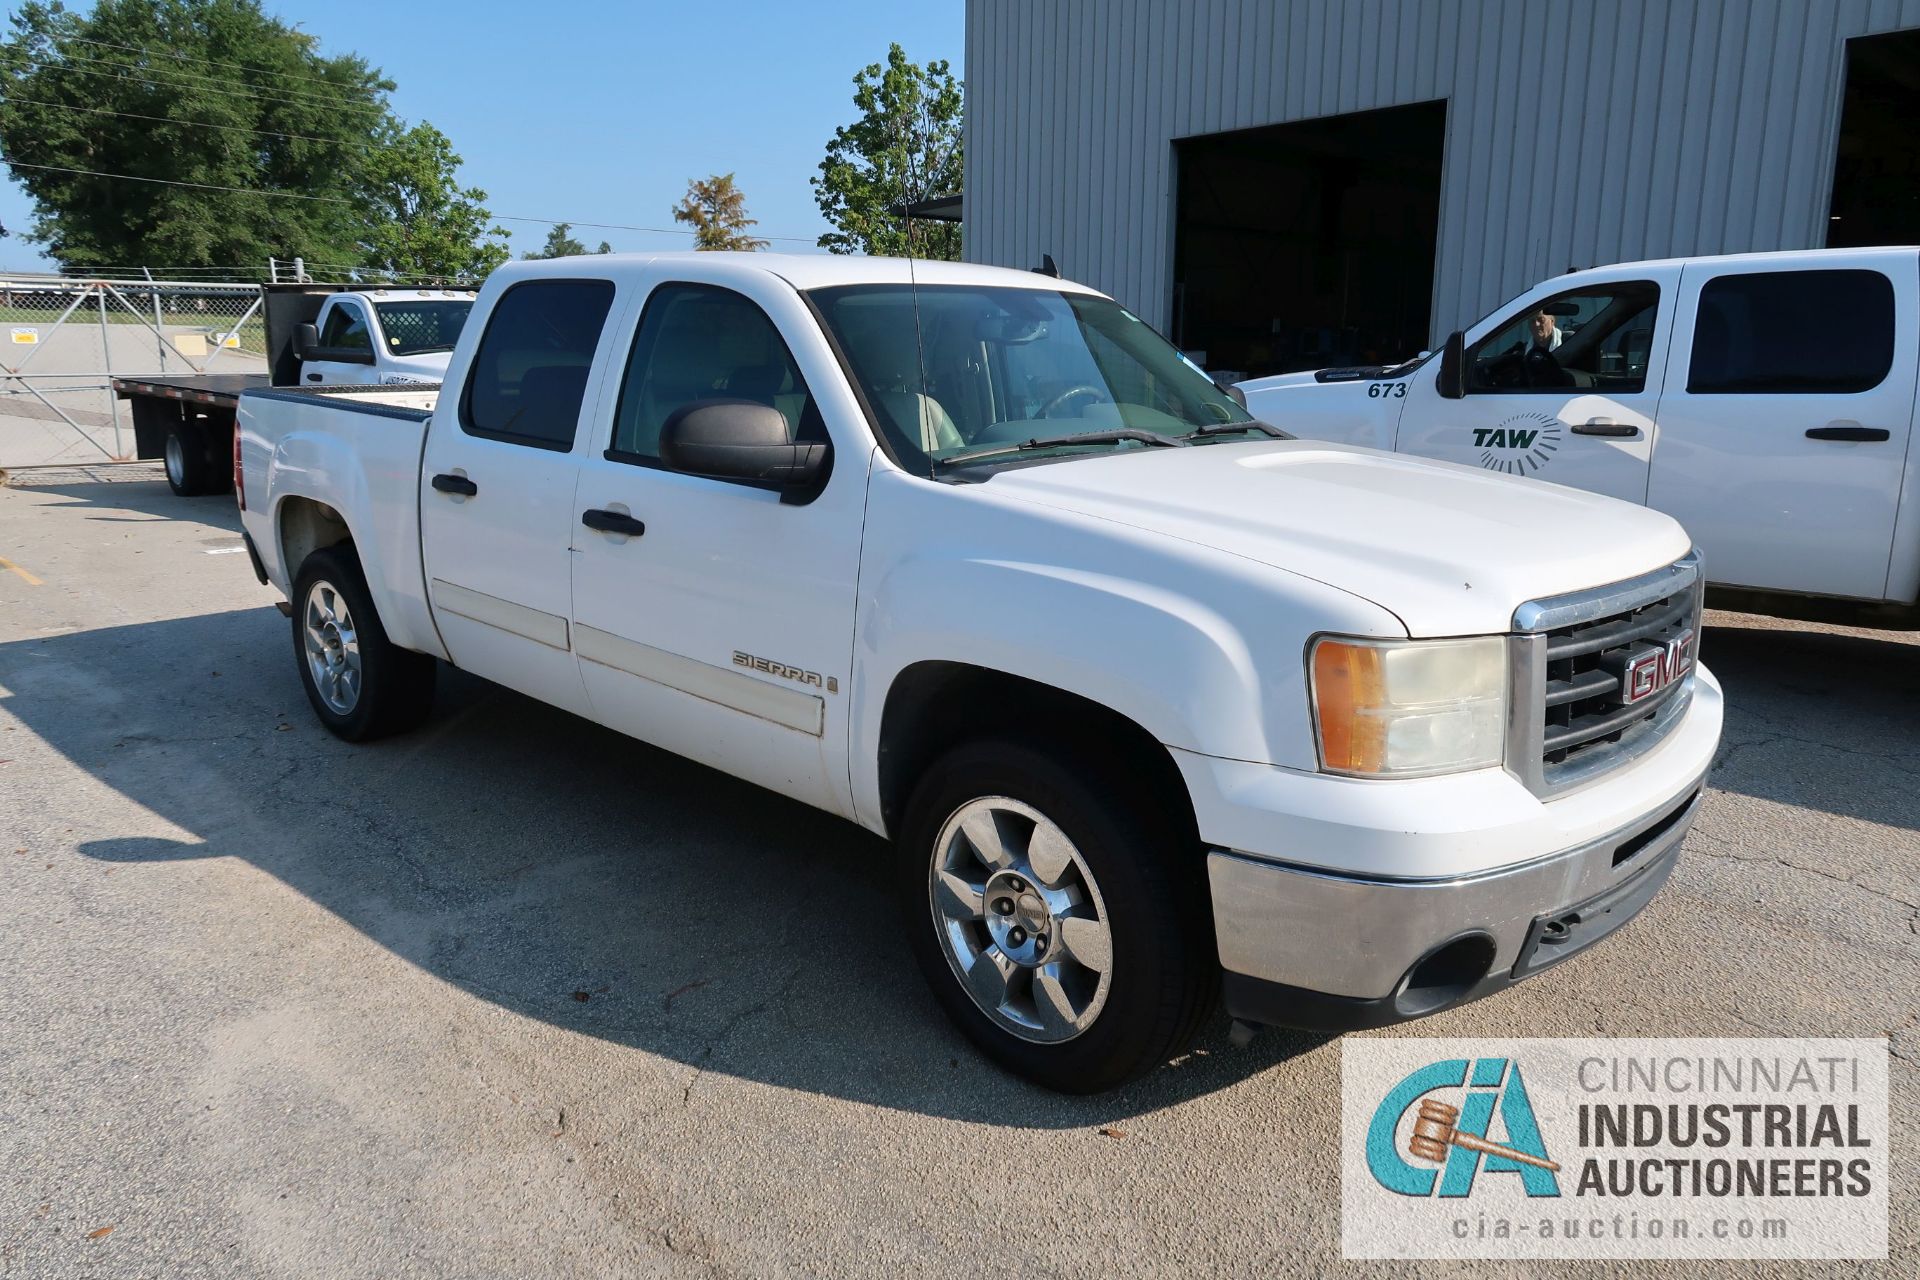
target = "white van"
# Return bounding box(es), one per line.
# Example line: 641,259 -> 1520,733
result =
1240,248 -> 1920,625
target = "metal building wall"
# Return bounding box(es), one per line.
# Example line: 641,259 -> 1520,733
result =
963,0 -> 1920,343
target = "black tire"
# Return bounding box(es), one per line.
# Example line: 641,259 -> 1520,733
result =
290,545 -> 436,741
162,421 -> 211,497
898,739 -> 1217,1092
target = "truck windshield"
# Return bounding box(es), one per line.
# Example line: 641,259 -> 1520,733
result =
808,284 -> 1253,473
373,299 -> 472,356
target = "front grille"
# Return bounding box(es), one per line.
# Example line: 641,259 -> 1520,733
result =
1510,554 -> 1703,795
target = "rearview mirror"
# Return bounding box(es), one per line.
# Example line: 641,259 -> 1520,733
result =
1437,330 -> 1467,400
659,399 -> 830,501
293,322 -> 318,359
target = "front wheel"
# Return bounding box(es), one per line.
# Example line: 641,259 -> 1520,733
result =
898,739 -> 1216,1092
290,546 -> 435,741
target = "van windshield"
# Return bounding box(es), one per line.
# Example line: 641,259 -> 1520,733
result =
373,299 -> 472,357
809,284 -> 1252,472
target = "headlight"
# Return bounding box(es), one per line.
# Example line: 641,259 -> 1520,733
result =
1309,635 -> 1508,777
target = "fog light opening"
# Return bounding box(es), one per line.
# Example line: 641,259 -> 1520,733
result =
1393,933 -> 1498,1019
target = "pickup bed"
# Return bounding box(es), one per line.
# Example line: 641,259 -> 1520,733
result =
236,253 -> 1723,1091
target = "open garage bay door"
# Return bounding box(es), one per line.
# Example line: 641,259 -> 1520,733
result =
1828,29 -> 1920,249
1172,100 -> 1446,379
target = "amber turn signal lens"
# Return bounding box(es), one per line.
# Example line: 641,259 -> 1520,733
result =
1312,639 -> 1388,773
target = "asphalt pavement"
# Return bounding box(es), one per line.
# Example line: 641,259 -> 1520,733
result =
0,468 -> 1913,1278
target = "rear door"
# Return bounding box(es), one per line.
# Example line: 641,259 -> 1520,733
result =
418,277 -> 619,716
1647,254 -> 1918,599
1394,270 -> 1679,503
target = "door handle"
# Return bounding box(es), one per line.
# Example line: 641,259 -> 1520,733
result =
305,372 -> 322,382
582,508 -> 646,537
431,473 -> 478,496
1805,425 -> 1890,442
1570,422 -> 1641,438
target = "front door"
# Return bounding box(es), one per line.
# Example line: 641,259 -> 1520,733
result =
1396,271 -> 1679,503
418,277 -> 619,716
1647,255 -> 1919,599
302,297 -> 376,386
569,269 -> 868,817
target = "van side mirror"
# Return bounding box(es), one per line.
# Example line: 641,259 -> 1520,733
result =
293,322 -> 318,360
659,399 -> 830,500
1437,330 -> 1467,400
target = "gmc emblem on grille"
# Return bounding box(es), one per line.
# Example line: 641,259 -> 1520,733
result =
1622,629 -> 1696,705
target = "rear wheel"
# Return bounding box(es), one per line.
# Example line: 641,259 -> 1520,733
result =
898,739 -> 1216,1092
290,546 -> 435,741
162,422 -> 210,496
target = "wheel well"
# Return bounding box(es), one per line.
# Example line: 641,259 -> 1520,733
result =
876,661 -> 1198,844
279,497 -> 353,579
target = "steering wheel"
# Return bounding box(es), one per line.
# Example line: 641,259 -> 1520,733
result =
1523,344 -> 1573,388
1037,384 -> 1109,419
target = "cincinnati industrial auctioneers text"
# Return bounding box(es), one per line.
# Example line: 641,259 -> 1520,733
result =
1342,1038 -> 1889,1260
1573,1052 -> 1875,1199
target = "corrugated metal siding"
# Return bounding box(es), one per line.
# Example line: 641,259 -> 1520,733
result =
964,0 -> 1920,342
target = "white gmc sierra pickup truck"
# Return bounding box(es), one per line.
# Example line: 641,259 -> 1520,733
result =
1241,247 -> 1920,628
235,253 -> 1722,1091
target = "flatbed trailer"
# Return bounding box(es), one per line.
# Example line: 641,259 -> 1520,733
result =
108,283 -> 472,496
110,373 -> 269,496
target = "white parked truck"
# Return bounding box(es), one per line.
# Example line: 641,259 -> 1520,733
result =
1240,247 -> 1920,627
113,283 -> 473,496
234,253 -> 1722,1091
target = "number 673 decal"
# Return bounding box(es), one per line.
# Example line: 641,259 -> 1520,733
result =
1366,381 -> 1408,398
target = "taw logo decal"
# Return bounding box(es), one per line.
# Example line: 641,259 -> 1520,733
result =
1366,1057 -> 1562,1198
1473,412 -> 1563,476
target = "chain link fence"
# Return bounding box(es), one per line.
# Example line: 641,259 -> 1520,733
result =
0,277 -> 268,468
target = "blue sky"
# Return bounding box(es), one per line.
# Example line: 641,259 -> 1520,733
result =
0,0 -> 964,272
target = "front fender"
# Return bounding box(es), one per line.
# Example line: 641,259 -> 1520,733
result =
848,534 -> 1402,832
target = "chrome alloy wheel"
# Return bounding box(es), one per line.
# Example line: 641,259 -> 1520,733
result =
163,433 -> 186,490
302,579 -> 362,715
929,796 -> 1114,1043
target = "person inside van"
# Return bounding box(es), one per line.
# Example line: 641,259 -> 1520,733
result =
1529,308 -> 1564,352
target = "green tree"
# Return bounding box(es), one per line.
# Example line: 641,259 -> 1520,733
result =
354,118 -> 508,281
0,0 -> 391,271
812,43 -> 962,260
671,173 -> 768,251
524,222 -> 612,259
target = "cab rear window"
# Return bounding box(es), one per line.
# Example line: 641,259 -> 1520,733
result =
1687,269 -> 1895,394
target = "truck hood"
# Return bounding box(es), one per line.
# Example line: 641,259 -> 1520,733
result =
985,440 -> 1692,636
1236,369 -> 1325,392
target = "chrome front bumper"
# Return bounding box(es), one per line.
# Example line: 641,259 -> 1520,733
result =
1209,778 -> 1705,1031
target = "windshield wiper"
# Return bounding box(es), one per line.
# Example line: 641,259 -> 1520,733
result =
1188,420 -> 1292,441
936,427 -> 1189,469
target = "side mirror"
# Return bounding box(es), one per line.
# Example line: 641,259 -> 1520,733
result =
1437,330 -> 1467,400
1214,377 -> 1248,409
293,322 -> 318,359
659,399 -> 830,499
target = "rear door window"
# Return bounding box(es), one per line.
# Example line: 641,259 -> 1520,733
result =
1686,269 -> 1895,394
460,280 -> 616,450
